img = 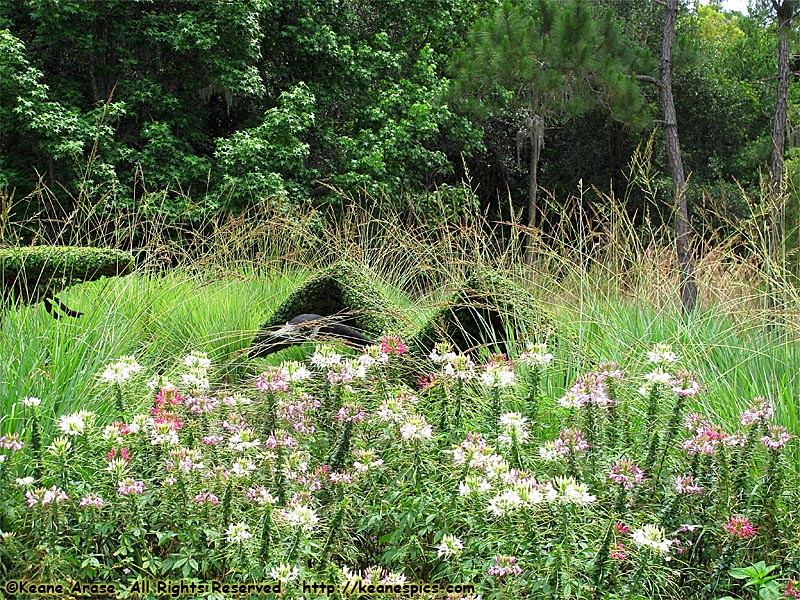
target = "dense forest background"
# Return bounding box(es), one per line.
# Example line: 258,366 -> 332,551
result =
1,0 -> 798,267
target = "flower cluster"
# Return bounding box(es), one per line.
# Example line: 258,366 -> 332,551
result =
479,354 -> 515,388
517,341 -> 553,367
182,351 -> 211,390
559,372 -> 612,408
488,555 -> 522,577
100,355 -> 142,385
723,515 -> 757,540
608,458 -> 645,490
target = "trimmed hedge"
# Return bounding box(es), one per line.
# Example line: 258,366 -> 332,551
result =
250,261 -> 401,356
1,246 -> 134,307
409,269 -> 557,354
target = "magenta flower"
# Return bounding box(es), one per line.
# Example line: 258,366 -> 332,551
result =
154,387 -> 183,409
609,542 -> 627,561
723,515 -> 757,539
761,425 -> 791,450
488,555 -> 523,577
107,447 -> 130,462
109,421 -> 132,435
380,335 -> 407,356
608,458 -> 645,489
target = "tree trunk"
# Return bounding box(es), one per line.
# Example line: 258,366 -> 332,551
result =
525,114 -> 545,265
768,0 -> 794,313
661,0 -> 697,317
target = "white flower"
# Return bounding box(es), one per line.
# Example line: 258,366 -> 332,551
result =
270,563 -> 300,583
518,342 -> 553,367
310,345 -> 342,368
487,489 -> 524,517
15,477 -> 34,486
226,521 -> 252,544
22,396 -> 41,408
230,458 -> 257,477
182,372 -> 210,390
399,415 -> 433,441
100,355 -> 142,384
183,351 -> 211,369
480,364 -> 515,388
436,534 -> 464,559
538,441 -> 561,462
631,525 -> 673,555
498,412 -> 529,447
284,504 -> 319,532
554,477 -> 596,505
639,370 -> 673,395
58,413 -> 85,436
646,343 -> 677,364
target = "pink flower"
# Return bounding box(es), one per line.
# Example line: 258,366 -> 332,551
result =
380,335 -> 407,356
193,491 -> 219,505
614,522 -> 630,535
255,367 -> 289,393
263,433 -> 298,449
741,397 -> 774,427
0,433 -> 24,451
609,542 -> 627,561
558,429 -> 589,454
608,459 -> 645,489
487,555 -> 522,577
79,493 -> 105,508
333,404 -> 366,423
670,371 -> 701,397
26,486 -> 69,508
723,515 -> 757,539
682,415 -> 729,455
762,426 -> 791,451
201,435 -> 224,445
675,474 -> 703,495
184,394 -> 220,415
118,478 -> 145,496
327,362 -> 355,385
785,579 -> 799,599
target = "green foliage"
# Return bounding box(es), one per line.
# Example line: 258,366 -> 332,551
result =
214,83 -> 317,210
1,245 -> 134,305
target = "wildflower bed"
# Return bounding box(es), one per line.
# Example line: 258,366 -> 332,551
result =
0,338 -> 797,600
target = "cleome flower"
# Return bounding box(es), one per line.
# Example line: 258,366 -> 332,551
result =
517,341 -> 553,368
723,515 -> 757,539
608,458 -> 645,490
100,355 -> 142,385
436,534 -> 464,560
631,524 -> 672,555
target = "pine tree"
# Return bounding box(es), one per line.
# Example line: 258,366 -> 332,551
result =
451,0 -> 644,264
